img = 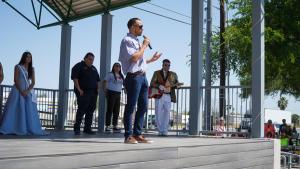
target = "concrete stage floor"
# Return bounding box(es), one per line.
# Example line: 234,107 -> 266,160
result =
0,131 -> 278,169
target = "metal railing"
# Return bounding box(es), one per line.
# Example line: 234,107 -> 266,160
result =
0,85 -> 252,135
281,152 -> 300,168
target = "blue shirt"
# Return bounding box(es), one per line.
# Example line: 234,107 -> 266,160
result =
105,72 -> 123,92
118,33 -> 147,74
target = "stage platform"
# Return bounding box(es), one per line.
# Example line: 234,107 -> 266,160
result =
0,131 -> 280,169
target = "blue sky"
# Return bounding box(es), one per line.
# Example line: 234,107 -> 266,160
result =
0,0 -> 299,114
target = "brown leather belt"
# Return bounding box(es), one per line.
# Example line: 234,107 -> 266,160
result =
127,71 -> 145,77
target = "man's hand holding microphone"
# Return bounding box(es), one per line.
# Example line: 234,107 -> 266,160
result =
143,35 -> 152,49
143,35 -> 162,64
142,35 -> 151,49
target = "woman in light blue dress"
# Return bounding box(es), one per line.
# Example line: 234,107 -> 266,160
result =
0,51 -> 46,135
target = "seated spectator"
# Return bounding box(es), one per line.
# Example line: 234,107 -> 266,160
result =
215,117 -> 226,137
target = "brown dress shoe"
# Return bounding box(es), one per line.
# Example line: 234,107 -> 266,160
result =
124,136 -> 138,144
133,135 -> 154,143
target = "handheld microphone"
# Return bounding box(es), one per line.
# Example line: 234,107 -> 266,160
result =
143,35 -> 152,50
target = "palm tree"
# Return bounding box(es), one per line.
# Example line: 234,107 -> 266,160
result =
278,96 -> 288,110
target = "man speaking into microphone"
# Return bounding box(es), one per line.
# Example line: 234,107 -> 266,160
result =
119,18 -> 162,144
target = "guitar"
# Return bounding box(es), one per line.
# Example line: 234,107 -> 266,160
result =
164,82 -> 184,92
148,82 -> 184,98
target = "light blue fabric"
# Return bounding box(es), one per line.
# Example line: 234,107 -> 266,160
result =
105,72 -> 123,92
0,65 -> 46,135
118,33 -> 147,74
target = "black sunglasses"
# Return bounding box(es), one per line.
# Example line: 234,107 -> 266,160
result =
134,25 -> 143,29
164,64 -> 170,67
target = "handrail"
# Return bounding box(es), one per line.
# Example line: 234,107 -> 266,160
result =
281,151 -> 300,169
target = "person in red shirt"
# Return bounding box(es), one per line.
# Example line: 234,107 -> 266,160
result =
264,119 -> 275,138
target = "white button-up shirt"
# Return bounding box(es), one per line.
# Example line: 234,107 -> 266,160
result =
118,33 -> 147,74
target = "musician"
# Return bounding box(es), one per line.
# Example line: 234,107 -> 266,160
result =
150,59 -> 182,136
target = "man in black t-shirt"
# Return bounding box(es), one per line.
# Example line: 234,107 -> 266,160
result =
71,52 -> 100,135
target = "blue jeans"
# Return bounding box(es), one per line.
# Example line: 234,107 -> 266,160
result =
123,74 -> 148,139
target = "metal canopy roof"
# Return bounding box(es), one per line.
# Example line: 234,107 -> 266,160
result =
2,0 -> 149,29
43,0 -> 149,22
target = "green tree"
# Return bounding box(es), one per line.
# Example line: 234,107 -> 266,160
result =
222,0 -> 300,99
292,114 -> 300,126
